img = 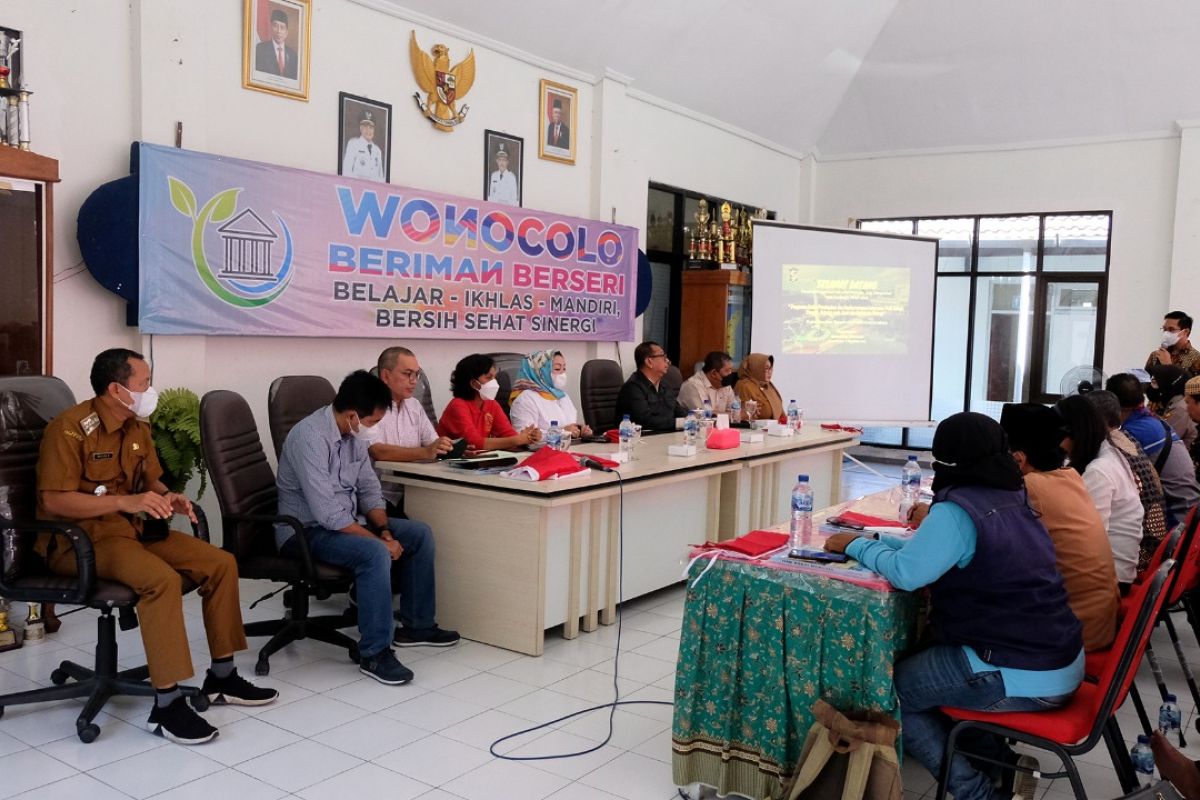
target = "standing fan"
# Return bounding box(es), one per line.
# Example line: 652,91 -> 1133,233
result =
1060,366 -> 1107,396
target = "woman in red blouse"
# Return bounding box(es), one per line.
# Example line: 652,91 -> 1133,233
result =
437,354 -> 542,450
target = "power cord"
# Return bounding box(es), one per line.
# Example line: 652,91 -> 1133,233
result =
489,468 -> 675,761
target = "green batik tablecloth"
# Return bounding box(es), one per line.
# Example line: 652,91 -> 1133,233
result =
671,556 -> 918,800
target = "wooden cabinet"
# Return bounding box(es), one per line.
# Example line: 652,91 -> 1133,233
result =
0,147 -> 58,376
679,270 -> 751,376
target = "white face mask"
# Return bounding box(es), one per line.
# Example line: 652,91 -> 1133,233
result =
122,385 -> 159,418
1163,330 -> 1182,349
478,379 -> 500,402
350,417 -> 377,442
552,373 -> 568,390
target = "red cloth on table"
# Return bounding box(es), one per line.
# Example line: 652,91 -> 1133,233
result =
698,530 -> 788,557
437,397 -> 518,450
833,510 -> 902,527
507,447 -> 587,481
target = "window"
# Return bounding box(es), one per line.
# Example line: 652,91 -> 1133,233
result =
858,212 -> 1110,448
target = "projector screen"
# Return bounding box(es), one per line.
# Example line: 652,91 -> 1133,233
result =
750,222 -> 938,424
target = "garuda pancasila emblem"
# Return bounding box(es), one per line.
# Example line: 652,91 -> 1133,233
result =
409,31 -> 475,131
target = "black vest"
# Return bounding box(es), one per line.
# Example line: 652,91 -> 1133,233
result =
928,486 -> 1083,670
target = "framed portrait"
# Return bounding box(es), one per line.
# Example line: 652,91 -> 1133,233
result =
483,130 -> 523,207
338,93 -> 391,183
538,79 -> 578,165
242,0 -> 311,101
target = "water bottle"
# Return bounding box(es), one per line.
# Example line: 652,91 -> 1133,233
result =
1131,734 -> 1156,786
899,455 -> 922,522
790,474 -> 814,551
546,420 -> 563,451
786,399 -> 801,433
730,396 -> 742,424
618,414 -> 634,458
702,399 -> 714,420
683,412 -> 699,446
1159,693 -> 1182,739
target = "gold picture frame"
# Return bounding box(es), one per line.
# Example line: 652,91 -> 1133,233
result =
538,78 -> 577,165
242,0 -> 312,101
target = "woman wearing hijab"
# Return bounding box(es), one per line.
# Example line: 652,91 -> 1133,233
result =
1148,363 -> 1197,449
825,412 -> 1083,800
437,354 -> 541,451
734,353 -> 784,422
508,350 -> 593,440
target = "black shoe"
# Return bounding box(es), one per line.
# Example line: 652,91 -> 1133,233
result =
146,696 -> 218,744
359,649 -> 414,685
202,668 -> 279,707
393,625 -> 460,648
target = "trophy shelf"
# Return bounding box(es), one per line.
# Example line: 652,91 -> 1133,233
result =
0,146 -> 58,183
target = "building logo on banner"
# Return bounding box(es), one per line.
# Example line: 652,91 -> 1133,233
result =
167,176 -> 294,307
409,31 -> 475,131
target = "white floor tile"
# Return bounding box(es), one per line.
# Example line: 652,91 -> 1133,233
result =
251,693 -> 366,737
541,640 -> 619,668
149,767 -> 286,800
1,644 -> 92,682
324,674 -> 425,710
621,612 -> 682,636
575,624 -> 661,651
577,751 -> 677,800
271,659 -> 363,693
235,739 -> 362,794
630,728 -> 673,763
558,708 -> 669,750
408,658 -> 482,691
39,717 -> 165,772
439,672 -> 537,707
193,715 -> 301,766
496,688 -> 598,727
295,762 -> 429,800
592,652 -> 678,685
442,757 -> 571,800
511,729 -> 624,780
547,783 -> 632,800
440,708 -> 550,753
230,676 -> 314,716
0,699 -> 95,747
0,668 -> 40,693
0,748 -> 80,799
9,773 -> 132,800
89,743 -> 222,799
435,640 -> 524,671
618,685 -> 675,723
629,637 -> 682,664
489,655 -> 585,688
375,733 -> 492,786
381,690 -> 488,732
548,670 -> 642,705
311,712 -> 426,760
414,791 -> 470,800
0,730 -> 29,758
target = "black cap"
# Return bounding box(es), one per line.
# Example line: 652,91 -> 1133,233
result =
270,9 -> 288,25
999,403 -> 1068,450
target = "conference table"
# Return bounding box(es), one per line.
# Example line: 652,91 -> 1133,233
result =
669,494 -> 919,800
375,426 -> 858,655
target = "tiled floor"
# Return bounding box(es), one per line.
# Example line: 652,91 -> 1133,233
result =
0,457 -> 1193,800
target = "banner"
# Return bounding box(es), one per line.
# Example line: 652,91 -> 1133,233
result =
138,143 -> 638,340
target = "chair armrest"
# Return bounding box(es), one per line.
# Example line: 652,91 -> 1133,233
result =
190,504 -> 210,543
223,512 -> 334,598
0,519 -> 96,604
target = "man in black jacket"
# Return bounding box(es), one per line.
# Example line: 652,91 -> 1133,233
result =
616,341 -> 685,432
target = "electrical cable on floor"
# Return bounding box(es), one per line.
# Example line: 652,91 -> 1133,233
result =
490,469 -> 675,762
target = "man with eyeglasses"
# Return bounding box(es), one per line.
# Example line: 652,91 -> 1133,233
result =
616,341 -> 686,432
366,347 -> 454,516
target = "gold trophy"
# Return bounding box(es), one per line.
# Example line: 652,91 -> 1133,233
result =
22,601 -> 45,643
695,199 -> 711,261
0,597 -> 20,652
719,202 -> 736,265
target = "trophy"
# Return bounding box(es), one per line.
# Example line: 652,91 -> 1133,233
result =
0,597 -> 21,652
719,202 -> 736,264
0,31 -> 18,90
695,199 -> 711,261
22,602 -> 45,644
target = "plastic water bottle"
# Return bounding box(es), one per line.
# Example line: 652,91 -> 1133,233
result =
683,412 -> 699,446
546,420 -> 563,451
790,474 -> 814,550
1159,693 -> 1182,738
618,414 -> 634,458
899,455 -> 922,521
1131,734 -> 1156,786
702,399 -> 714,420
730,397 -> 742,424
786,399 -> 801,433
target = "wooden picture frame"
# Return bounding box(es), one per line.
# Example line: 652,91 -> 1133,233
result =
538,79 -> 577,165
242,0 -> 312,101
483,130 -> 523,207
338,93 -> 391,183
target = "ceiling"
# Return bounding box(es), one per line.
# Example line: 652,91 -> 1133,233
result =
382,0 -> 1200,157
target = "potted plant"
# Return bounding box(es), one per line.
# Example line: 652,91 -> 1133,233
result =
149,387 -> 207,498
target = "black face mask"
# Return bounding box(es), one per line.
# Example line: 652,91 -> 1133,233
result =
722,372 -> 739,388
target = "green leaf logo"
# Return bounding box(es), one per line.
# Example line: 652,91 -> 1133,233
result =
209,188 -> 238,223
168,176 -> 197,219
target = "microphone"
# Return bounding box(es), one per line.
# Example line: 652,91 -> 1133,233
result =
578,456 -> 615,473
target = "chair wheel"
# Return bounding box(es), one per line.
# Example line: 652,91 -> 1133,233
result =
282,589 -> 293,609
255,659 -> 270,676
50,668 -> 69,685
77,723 -> 100,743
0,706 -> 5,719
191,694 -> 210,712
348,643 -> 360,664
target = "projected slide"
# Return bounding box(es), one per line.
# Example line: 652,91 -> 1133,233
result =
782,265 -> 911,355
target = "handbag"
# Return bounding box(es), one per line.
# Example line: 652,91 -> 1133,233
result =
783,700 -> 902,800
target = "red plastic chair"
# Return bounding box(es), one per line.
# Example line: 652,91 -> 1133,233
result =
934,560 -> 1177,800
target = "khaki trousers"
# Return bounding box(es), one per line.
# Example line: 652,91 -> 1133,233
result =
50,530 -> 248,687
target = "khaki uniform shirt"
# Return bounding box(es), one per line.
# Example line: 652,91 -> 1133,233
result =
36,397 -> 163,551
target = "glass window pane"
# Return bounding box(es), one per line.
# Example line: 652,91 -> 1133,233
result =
978,216 -> 1038,273
906,427 -> 935,448
1042,281 -> 1099,395
646,188 -> 675,252
969,275 -> 1036,418
859,219 -> 914,236
643,261 -> 672,351
1043,214 -> 1110,273
0,186 -> 40,376
932,276 -> 970,422
860,427 -> 903,446
918,218 -> 974,273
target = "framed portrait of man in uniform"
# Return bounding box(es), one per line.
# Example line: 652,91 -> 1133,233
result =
242,0 -> 311,101
483,130 -> 523,207
538,79 -> 577,165
337,92 -> 391,183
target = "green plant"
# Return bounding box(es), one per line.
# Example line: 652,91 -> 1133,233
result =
149,387 -> 207,499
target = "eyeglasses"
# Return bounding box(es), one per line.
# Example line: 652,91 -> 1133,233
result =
648,353 -> 669,361
397,369 -> 422,382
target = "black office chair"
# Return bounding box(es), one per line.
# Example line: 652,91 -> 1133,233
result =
370,365 -> 437,427
0,376 -> 209,743
267,375 -> 336,458
200,389 -> 357,675
663,365 -> 683,397
580,359 -> 624,433
485,352 -> 524,417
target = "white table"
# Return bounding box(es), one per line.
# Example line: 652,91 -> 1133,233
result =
376,426 -> 857,655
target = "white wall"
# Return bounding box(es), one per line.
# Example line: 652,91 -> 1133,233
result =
808,137 -> 1183,377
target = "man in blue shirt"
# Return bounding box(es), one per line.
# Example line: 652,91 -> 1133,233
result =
276,371 -> 458,686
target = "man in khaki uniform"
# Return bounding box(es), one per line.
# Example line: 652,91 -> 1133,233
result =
37,348 -> 276,744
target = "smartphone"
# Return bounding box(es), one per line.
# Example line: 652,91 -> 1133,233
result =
826,516 -> 864,531
787,548 -> 849,563
436,438 -> 469,460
